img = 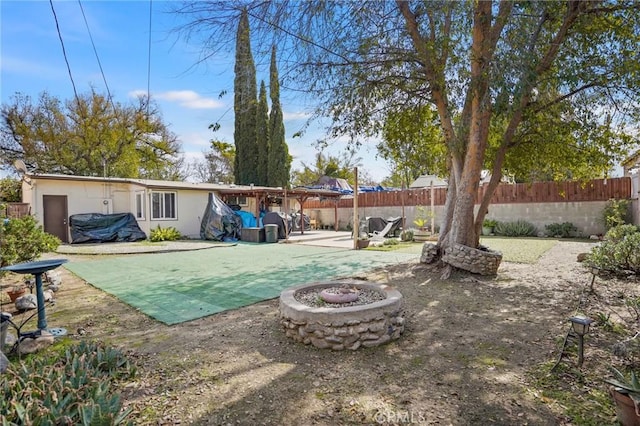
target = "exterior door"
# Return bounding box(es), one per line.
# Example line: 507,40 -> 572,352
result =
43,195 -> 69,243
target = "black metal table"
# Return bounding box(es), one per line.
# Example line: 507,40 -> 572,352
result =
1,259 -> 68,331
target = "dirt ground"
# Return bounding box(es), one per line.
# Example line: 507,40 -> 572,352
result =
2,240 -> 635,425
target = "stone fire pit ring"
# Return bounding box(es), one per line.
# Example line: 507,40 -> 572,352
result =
279,281 -> 404,350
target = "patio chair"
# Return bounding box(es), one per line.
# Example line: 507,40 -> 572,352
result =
372,221 -> 395,239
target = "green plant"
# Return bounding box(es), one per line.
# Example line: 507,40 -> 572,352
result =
602,199 -> 632,230
0,215 -> 60,275
545,222 -> 578,238
413,206 -> 434,230
594,311 -> 615,331
0,177 -> 22,203
482,218 -> 498,228
585,225 -> 640,275
1,340 -> 136,424
400,229 -> 414,242
626,297 -> 640,321
606,367 -> 640,406
149,225 -> 182,242
383,238 -> 399,246
604,224 -> 640,241
493,220 -> 537,237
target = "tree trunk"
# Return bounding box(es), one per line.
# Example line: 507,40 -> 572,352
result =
430,2 -> 505,275
445,1 -> 492,251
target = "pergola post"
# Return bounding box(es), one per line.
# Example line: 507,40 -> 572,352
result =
299,195 -> 309,234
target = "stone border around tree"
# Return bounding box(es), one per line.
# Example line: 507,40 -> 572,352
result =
441,243 -> 503,275
420,243 -> 440,264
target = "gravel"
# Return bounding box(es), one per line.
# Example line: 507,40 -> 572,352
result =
293,286 -> 385,308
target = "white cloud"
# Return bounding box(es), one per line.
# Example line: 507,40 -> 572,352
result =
128,90 -> 148,98
179,131 -> 211,149
129,90 -> 223,109
157,91 -> 223,109
283,110 -> 311,121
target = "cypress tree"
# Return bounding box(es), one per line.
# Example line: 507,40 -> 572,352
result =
233,9 -> 258,185
267,45 -> 291,188
256,80 -> 270,185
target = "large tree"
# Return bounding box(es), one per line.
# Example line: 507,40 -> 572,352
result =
379,105 -> 447,187
0,90 -> 183,179
233,8 -> 259,185
176,1 -> 640,271
291,151 -> 373,188
191,139 -> 235,184
267,45 -> 291,188
256,80 -> 270,185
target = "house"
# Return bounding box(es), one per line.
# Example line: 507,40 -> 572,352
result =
409,171 -> 514,189
409,174 -> 448,189
20,173 -> 342,243
622,150 -> 640,226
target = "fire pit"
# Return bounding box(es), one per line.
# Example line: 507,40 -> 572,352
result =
279,280 -> 404,350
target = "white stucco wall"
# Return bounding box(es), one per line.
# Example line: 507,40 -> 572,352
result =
629,173 -> 640,227
146,189 -> 211,239
23,177 -> 228,240
24,178 -> 132,222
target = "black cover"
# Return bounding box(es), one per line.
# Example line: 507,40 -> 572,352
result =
200,193 -> 242,241
69,213 -> 147,244
367,216 -> 403,237
262,212 -> 291,239
291,212 -> 311,231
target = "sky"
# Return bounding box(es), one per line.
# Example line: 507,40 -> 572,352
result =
0,0 -> 392,182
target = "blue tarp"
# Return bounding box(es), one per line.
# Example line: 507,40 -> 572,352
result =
235,210 -> 257,228
301,184 -> 388,194
359,185 -> 387,192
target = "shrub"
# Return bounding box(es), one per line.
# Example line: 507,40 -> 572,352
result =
150,225 -> 182,242
494,220 -> 537,237
383,238 -> 399,246
545,222 -> 578,238
1,340 -> 136,425
413,206 -> 434,230
585,225 -> 640,275
604,224 -> 640,242
483,218 -> 498,228
0,177 -> 22,202
400,229 -> 414,242
0,215 -> 60,273
602,199 -> 631,230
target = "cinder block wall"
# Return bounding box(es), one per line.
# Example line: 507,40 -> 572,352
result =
309,201 -> 609,236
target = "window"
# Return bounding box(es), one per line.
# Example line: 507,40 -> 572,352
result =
151,191 -> 177,220
135,191 -> 145,219
226,196 -> 248,206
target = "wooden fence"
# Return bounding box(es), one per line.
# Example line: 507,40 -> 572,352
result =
3,203 -> 30,218
304,177 -> 631,209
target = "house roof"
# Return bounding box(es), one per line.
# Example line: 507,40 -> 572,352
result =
314,176 -> 353,191
409,174 -> 448,188
622,149 -> 640,167
25,173 -> 344,200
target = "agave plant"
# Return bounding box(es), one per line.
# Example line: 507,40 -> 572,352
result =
605,366 -> 640,405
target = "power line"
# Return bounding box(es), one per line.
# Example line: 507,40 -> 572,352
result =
78,0 -> 116,114
49,0 -> 79,105
147,0 -> 153,116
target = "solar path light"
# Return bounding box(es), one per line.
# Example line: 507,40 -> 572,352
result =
569,315 -> 594,367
